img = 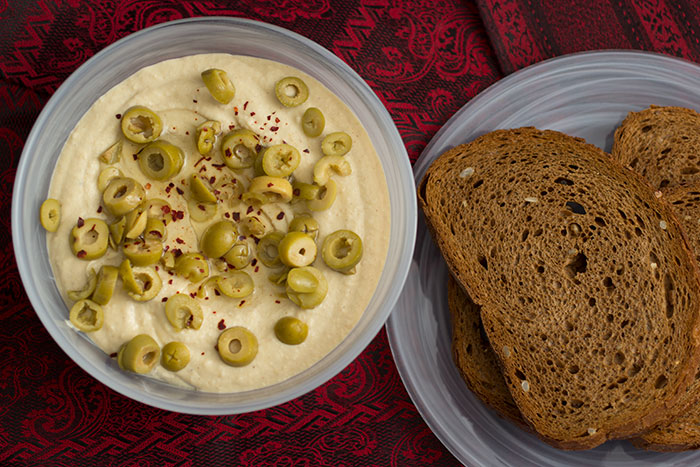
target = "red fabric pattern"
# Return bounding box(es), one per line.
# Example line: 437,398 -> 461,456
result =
0,0 -> 501,465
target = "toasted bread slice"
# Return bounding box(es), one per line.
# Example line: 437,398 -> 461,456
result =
418,127 -> 700,450
611,105 -> 700,191
447,275 -> 529,430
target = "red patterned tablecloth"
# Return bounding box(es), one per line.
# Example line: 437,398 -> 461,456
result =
3,1 -> 700,465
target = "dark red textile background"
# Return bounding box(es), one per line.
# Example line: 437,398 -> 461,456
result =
3,0 -> 700,465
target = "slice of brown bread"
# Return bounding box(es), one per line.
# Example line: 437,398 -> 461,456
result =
611,105 -> 700,191
447,275 -> 530,430
418,127 -> 700,450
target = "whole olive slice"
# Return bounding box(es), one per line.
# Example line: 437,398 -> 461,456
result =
257,231 -> 285,268
70,218 -> 109,260
275,77 -> 308,107
262,144 -> 301,177
221,129 -> 259,170
161,341 -> 190,372
119,334 -> 160,374
288,214 -> 319,240
102,177 -> 145,217
40,198 -> 61,232
127,267 -> 162,302
223,242 -> 251,270
120,106 -> 163,144
138,140 -> 184,181
278,231 -> 317,268
285,266 -> 328,309
321,131 -> 352,157
123,239 -> 163,267
302,107 -> 325,137
165,294 -> 203,331
217,271 -> 254,298
274,317 -> 308,345
174,252 -> 209,283
201,68 -> 235,104
217,326 -> 258,367
322,229 -> 363,274
69,299 -> 104,332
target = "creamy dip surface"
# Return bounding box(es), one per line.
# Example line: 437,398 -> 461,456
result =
48,54 -> 390,392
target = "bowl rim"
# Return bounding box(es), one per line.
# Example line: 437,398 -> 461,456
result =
12,16 -> 417,414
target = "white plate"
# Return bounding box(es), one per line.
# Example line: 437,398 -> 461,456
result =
386,50 -> 700,466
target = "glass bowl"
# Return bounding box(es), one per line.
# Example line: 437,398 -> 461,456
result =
12,17 -> 416,414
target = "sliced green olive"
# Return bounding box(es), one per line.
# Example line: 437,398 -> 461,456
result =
248,176 -> 293,203
123,239 -> 163,266
109,216 -> 126,246
217,326 -> 258,367
144,217 -> 167,242
274,317 -> 308,345
121,106 -> 162,144
161,250 -> 176,270
144,198 -> 172,224
240,216 -> 267,238
257,231 -> 284,268
302,107 -> 325,137
288,214 -> 319,240
278,231 -> 317,268
223,242 -> 251,269
119,334 -> 160,374
254,147 -> 267,177
322,229 -> 363,274
286,267 -> 319,293
218,271 -> 254,298
201,68 -> 235,104
313,155 -> 351,186
124,206 -> 148,239
292,181 -> 320,202
200,220 -> 237,258
174,252 -> 209,283
103,177 -> 145,216
98,140 -> 123,164
91,265 -> 119,306
241,191 -> 271,205
165,294 -> 203,331
321,131 -> 352,157
161,341 -> 190,372
187,198 -> 218,222
275,76 -> 308,107
286,266 -> 328,309
97,166 -> 123,193
119,259 -> 140,294
40,198 -> 61,232
127,266 -> 162,302
138,140 -> 184,181
307,179 -> 337,212
190,174 -> 217,203
67,269 -> 97,301
71,218 -> 109,260
69,299 -> 104,332
262,144 -> 301,177
196,120 -> 221,155
196,276 -> 221,298
221,129 -> 259,170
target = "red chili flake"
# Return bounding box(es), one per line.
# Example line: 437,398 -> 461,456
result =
161,205 -> 171,214
77,217 -> 85,227
194,156 -> 206,167
132,153 -> 138,160
173,248 -> 182,257
217,319 -> 226,330
253,236 -> 260,244
243,101 -> 249,110
176,187 -> 184,195
202,352 -> 206,356
164,245 -> 170,252
267,115 -> 271,121
209,176 -> 216,184
233,107 -> 239,115
232,212 -> 240,221
77,250 -> 87,258
275,117 -> 280,123
199,166 -> 207,173
199,269 -> 205,273
185,131 -> 190,135
246,206 -> 254,215
193,99 -> 198,103
293,189 -> 300,196
168,182 -> 175,187
275,300 -> 281,304
168,279 -> 173,285
155,265 -> 159,271
255,144 -> 262,152
175,238 -> 184,244
303,149 -> 310,154
214,289 -> 220,296
165,186 -> 172,193
213,189 -> 221,196
213,311 -> 216,314
115,114 -> 122,119
189,292 -> 196,298
270,126 -> 279,132
145,183 -> 151,190
257,210 -> 262,216
161,297 -> 168,302
267,182 -> 274,187
239,300 -> 246,307
254,266 -> 259,273
276,212 -> 285,220
224,212 -> 230,218
250,112 -> 256,117
176,210 -> 185,219
198,204 -> 206,211
212,163 -> 225,169
96,206 -> 103,213
251,258 -> 258,267
238,235 -> 246,241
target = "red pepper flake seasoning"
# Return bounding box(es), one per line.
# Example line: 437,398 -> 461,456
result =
77,217 -> 85,228
267,115 -> 271,121
267,182 -> 274,188
276,212 -> 285,220
189,292 -> 196,298
303,149 -> 310,154
96,206 -> 103,214
217,319 -> 226,330
199,268 -> 205,273
251,258 -> 258,267
293,188 -> 300,196
243,101 -> 249,111
168,279 -> 173,285
275,117 -> 280,123
275,300 -> 281,304
155,265 -> 159,271
193,99 -> 198,103
199,165 -> 207,173
224,212 -> 230,218
109,352 -> 118,358
175,238 -> 184,244
212,311 -> 216,314
185,131 -> 189,135
165,186 -> 172,194
145,183 -> 151,190
212,163 -> 225,169
233,107 -> 238,116
209,176 -> 216,185
194,156 -> 206,167
254,266 -> 259,273
250,112 -> 256,117
238,235 -> 246,241
161,297 -> 168,302
246,206 -> 254,215
77,250 -> 87,258
162,205 -> 171,214
232,212 -> 240,221
202,352 -> 206,356
132,153 -> 138,161
115,114 -> 122,120
176,187 -> 184,195
270,126 -> 279,132
173,248 -> 183,257
239,300 -> 246,307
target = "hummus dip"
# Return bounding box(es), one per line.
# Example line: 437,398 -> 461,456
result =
47,54 -> 390,392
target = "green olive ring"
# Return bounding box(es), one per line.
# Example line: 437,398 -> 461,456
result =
278,231 -> 317,268
286,267 -> 320,293
313,155 -> 352,186
187,198 -> 218,223
286,266 -> 328,309
109,217 -> 127,246
292,181 -> 321,202
71,218 -> 109,260
124,206 -> 148,239
223,242 -> 251,269
262,144 -> 301,177
144,198 -> 173,224
218,271 -> 254,298
217,326 -> 258,367
121,106 -> 163,144
91,265 -> 119,306
127,267 -> 163,302
165,294 -> 203,331
200,220 -> 237,258
119,259 -> 141,294
174,252 -> 209,283
307,179 -> 337,212
196,120 -> 221,155
138,140 -> 184,181
69,299 -> 104,332
302,107 -> 325,138
321,131 -> 352,157
119,334 -> 160,374
97,166 -> 123,193
257,231 -> 285,268
322,229 -> 363,273
288,214 -> 319,240
40,198 -> 62,232
144,217 -> 167,242
274,317 -> 309,345
221,129 -> 259,170
67,269 -> 97,301
123,239 -> 163,267
161,341 -> 190,372
275,76 -> 309,107
248,176 -> 293,203
103,177 -> 146,217
190,174 -> 218,203
201,68 -> 236,104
